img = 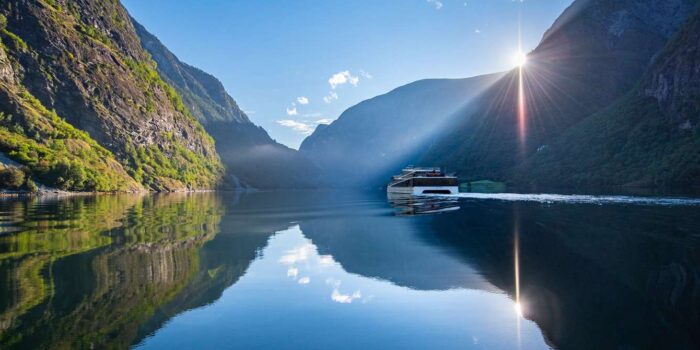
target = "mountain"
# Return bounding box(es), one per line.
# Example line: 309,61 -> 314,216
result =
132,21 -> 321,189
0,0 -> 222,191
421,0 -> 698,186
299,74 -> 503,187
521,6 -> 700,187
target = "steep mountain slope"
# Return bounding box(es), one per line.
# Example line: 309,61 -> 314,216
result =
521,7 -> 700,187
422,0 -> 698,184
299,74 -> 503,187
0,0 -> 222,191
133,21 -> 321,189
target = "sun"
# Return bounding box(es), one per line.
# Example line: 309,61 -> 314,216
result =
513,51 -> 528,68
514,302 -> 523,317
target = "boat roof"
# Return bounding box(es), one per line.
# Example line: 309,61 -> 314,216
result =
402,166 -> 442,172
393,167 -> 456,179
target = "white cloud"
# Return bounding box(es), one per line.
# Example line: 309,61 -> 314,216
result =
328,71 -> 359,89
287,267 -> 299,279
359,70 -> 373,79
297,96 -> 309,105
298,277 -> 310,284
279,244 -> 314,264
323,91 -> 338,104
331,289 -> 362,304
276,118 -> 330,135
277,119 -> 314,135
318,255 -> 335,266
427,0 -> 443,10
286,106 -> 298,116
474,29 -> 481,34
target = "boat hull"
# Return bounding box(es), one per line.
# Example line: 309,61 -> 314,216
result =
387,186 -> 459,195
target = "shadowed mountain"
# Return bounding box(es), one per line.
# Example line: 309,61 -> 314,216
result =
299,74 -> 503,188
421,0 -> 698,186
521,5 -> 700,187
133,21 -> 321,189
299,0 -> 698,189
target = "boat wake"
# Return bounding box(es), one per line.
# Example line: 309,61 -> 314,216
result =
434,192 -> 700,206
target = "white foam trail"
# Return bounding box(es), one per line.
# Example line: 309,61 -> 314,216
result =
434,192 -> 700,206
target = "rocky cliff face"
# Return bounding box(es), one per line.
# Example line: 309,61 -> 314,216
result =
0,0 -> 222,191
643,9 -> 700,129
133,20 -> 321,189
299,74 -> 503,187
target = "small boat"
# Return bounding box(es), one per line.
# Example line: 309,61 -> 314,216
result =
387,167 -> 459,195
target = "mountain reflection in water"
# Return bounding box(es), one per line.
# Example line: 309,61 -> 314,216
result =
0,191 -> 698,349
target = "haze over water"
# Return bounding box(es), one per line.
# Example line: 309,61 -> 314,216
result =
0,191 -> 698,349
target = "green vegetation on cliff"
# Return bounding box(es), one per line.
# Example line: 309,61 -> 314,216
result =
0,0 -> 222,191
0,89 -> 141,191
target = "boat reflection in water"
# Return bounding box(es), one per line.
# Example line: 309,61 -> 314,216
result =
387,192 -> 460,216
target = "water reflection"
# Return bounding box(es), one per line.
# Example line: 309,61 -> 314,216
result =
0,194 -> 223,349
387,192 -> 460,216
0,191 -> 698,349
426,200 -> 700,349
137,225 -> 542,349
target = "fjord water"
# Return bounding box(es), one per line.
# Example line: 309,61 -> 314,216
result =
0,192 -> 699,349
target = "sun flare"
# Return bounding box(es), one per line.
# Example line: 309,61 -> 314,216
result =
514,302 -> 523,317
513,52 -> 528,67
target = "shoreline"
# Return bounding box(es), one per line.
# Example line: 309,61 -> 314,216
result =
0,188 -> 220,198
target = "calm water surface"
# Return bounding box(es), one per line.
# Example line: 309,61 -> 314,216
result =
0,191 -> 698,349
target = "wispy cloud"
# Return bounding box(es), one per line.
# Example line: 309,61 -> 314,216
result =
276,119 -> 315,135
323,91 -> 338,104
359,70 -> 373,79
427,0 -> 443,10
474,29 -> 481,34
328,71 -> 359,89
276,118 -> 334,135
286,106 -> 298,116
297,96 -> 309,105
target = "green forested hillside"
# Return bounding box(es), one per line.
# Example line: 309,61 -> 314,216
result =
0,0 -> 222,191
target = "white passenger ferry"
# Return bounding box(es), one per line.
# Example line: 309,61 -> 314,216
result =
387,167 -> 459,195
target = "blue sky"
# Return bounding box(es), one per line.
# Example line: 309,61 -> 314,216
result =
123,0 -> 573,149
